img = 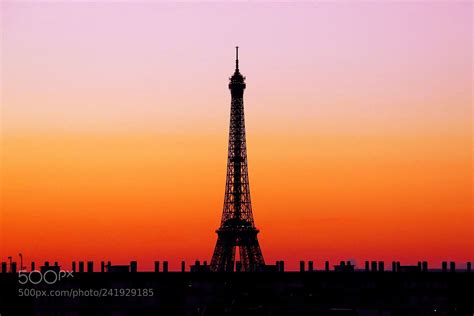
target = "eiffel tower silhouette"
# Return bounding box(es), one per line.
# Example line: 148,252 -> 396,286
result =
210,47 -> 265,272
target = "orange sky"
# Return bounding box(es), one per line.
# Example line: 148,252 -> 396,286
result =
1,2 -> 472,270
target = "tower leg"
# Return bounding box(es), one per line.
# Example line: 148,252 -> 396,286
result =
211,235 -> 236,272
239,236 -> 264,272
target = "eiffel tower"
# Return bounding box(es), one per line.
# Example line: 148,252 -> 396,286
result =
210,47 -> 265,272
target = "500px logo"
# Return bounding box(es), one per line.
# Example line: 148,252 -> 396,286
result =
18,270 -> 74,285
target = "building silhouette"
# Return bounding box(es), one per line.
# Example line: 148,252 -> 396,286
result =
1,259 -> 473,315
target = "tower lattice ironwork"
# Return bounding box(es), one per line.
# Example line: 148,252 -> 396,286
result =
210,47 -> 265,272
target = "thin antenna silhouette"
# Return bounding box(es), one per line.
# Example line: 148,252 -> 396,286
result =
235,46 -> 239,70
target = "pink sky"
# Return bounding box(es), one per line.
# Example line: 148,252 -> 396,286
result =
2,2 -> 470,134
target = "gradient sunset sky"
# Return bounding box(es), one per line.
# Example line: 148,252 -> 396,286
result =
1,1 -> 472,270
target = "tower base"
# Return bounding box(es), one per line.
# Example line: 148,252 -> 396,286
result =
210,227 -> 265,272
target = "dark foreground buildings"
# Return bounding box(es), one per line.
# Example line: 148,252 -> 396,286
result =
0,261 -> 473,316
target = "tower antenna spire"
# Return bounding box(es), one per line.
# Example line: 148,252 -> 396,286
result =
235,46 -> 239,70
